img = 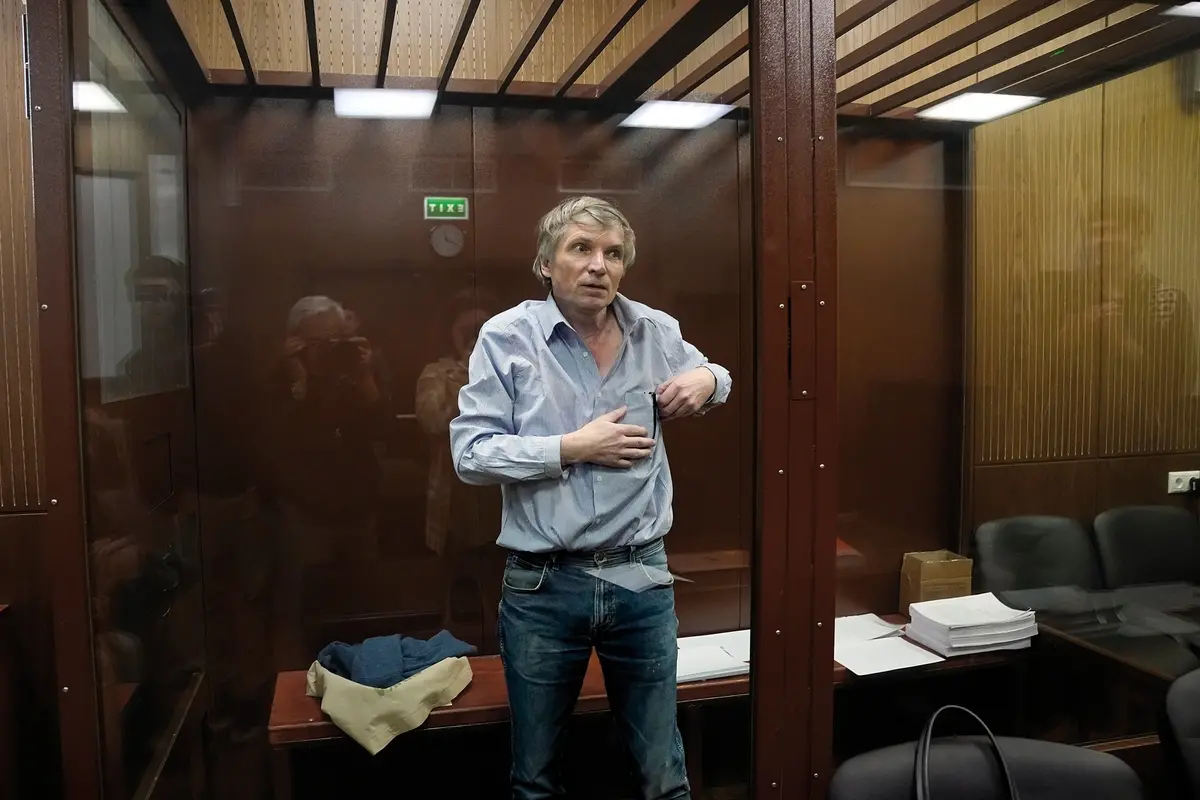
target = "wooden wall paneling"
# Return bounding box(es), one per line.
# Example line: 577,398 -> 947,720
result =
0,0 -> 43,512
228,0 -> 309,75
1095,454 -> 1200,514
695,50 -> 749,97
314,0 -> 387,81
167,0 -> 242,72
970,86 -> 1103,464
969,460 -> 1099,529
837,133 -> 964,605
737,119 -> 754,631
1098,58 -> 1200,457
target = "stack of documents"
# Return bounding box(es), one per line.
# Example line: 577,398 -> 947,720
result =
676,629 -> 750,683
834,613 -> 944,676
906,592 -> 1037,657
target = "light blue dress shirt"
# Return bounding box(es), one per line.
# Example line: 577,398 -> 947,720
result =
450,294 -> 732,553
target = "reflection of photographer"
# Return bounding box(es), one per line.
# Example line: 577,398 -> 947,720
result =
119,255 -> 189,396
261,296 -> 389,562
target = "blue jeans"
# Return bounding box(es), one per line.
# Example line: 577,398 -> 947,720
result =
498,538 -> 689,800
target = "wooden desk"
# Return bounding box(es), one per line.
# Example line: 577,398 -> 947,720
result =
269,629 -> 1024,798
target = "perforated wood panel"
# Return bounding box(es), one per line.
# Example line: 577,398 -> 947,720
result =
970,58 -> 1200,464
1098,59 -> 1200,455
0,0 -> 43,510
168,0 -> 242,72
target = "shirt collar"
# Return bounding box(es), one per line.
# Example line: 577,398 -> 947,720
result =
534,293 -> 645,341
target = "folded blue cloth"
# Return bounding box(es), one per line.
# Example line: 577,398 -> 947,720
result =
317,630 -> 477,689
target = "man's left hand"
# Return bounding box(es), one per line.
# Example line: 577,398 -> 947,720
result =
656,368 -> 716,422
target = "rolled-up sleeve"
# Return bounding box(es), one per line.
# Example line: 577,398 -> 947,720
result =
666,325 -> 732,409
449,327 -> 565,486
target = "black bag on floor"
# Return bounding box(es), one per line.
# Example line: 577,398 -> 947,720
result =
914,705 -> 1019,800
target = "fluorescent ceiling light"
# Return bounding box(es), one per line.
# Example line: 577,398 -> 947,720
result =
73,82 -> 125,113
333,88 -> 437,119
1164,2 -> 1200,17
917,92 -> 1044,123
620,100 -> 734,130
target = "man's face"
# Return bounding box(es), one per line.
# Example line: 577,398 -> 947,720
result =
294,310 -> 349,376
540,223 -> 627,315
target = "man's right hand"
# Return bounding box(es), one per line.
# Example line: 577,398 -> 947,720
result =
561,407 -> 655,468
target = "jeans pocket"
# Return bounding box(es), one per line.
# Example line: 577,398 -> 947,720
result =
636,546 -> 674,587
503,555 -> 549,593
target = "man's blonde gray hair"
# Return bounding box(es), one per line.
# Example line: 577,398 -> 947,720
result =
532,196 -> 637,288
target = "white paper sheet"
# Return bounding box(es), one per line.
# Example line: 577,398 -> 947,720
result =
909,592 -> 1034,629
584,563 -> 694,593
834,614 -> 904,645
834,637 -> 944,677
677,644 -> 750,683
678,630 -> 751,663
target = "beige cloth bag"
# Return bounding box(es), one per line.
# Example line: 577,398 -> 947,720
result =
306,656 -> 474,755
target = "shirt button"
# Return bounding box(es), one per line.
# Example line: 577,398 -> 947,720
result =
597,476 -> 603,483
583,354 -> 589,359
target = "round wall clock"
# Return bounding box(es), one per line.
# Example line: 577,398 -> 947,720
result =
430,224 -> 465,258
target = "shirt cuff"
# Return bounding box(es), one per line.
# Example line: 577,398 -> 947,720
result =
543,435 -> 565,479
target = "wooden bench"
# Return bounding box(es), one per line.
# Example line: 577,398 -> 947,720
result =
269,622 -> 1021,798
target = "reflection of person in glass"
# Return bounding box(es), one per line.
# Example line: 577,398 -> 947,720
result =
1078,198 -> 1194,446
450,196 -> 732,800
120,254 -> 190,395
260,296 -> 389,662
416,305 -> 495,629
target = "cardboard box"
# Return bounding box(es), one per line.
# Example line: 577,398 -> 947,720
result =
899,550 -> 972,614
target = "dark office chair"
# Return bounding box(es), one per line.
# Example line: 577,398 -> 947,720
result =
830,736 -> 1144,800
972,516 -> 1104,593
1164,667 -> 1200,798
1093,506 -> 1200,589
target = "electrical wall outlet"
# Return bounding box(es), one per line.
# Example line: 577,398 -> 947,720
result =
1167,470 -> 1200,494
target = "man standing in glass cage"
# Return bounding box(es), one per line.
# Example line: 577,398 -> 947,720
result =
450,196 -> 731,800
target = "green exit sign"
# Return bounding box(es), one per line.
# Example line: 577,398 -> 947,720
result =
424,196 -> 469,220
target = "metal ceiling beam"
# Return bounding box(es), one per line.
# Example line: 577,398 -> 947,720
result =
837,0 -> 1060,106
662,29 -> 748,100
598,0 -> 746,101
715,76 -> 749,104
867,0 -> 1137,115
837,0 -> 975,76
303,0 -> 319,86
553,0 -> 647,97
995,17 -> 1200,99
218,0 -> 254,84
499,0 -> 566,94
439,0 -> 484,94
376,0 -> 399,87
835,0 -> 902,37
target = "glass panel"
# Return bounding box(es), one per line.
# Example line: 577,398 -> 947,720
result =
836,30 -> 1200,754
72,0 -> 204,795
190,79 -> 755,800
